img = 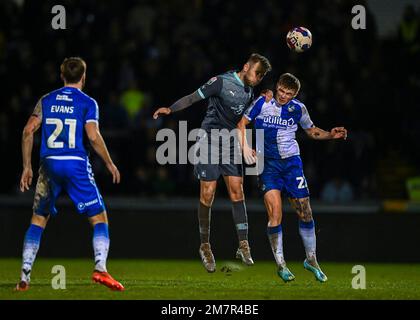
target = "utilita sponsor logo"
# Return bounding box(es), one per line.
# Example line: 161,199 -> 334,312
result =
263,115 -> 294,127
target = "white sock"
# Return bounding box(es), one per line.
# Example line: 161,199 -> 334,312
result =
299,220 -> 317,260
267,224 -> 286,267
21,224 -> 44,283
93,223 -> 110,272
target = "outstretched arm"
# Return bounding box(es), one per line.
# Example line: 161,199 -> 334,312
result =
20,115 -> 42,192
85,122 -> 120,184
153,76 -> 223,119
153,91 -> 202,119
305,126 -> 347,140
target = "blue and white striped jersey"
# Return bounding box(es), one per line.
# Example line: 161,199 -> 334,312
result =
244,96 -> 314,159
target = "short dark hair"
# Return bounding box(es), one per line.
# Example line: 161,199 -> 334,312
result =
60,57 -> 86,83
277,73 -> 301,93
247,53 -> 272,75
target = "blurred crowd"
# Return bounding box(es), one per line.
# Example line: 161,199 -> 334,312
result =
0,0 -> 419,200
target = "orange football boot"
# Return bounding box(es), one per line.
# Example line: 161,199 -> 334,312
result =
92,271 -> 124,291
14,281 -> 30,291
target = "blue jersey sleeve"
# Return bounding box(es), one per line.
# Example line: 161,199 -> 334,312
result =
244,96 -> 265,121
86,99 -> 99,124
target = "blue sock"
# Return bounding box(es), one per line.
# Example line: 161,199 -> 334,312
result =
267,224 -> 285,267
93,223 -> 110,272
21,224 -> 44,282
299,220 -> 317,260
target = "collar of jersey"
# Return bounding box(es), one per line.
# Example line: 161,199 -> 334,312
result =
272,99 -> 282,108
62,86 -> 81,91
232,72 -> 244,87
276,99 -> 293,108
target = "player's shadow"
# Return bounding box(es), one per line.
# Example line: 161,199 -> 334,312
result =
0,283 -> 21,288
219,261 -> 245,275
1,282 -> 101,291
0,282 -> 53,291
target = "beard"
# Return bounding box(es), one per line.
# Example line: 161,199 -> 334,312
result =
243,75 -> 254,87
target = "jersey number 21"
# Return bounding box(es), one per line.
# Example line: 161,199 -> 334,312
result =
46,118 -> 77,148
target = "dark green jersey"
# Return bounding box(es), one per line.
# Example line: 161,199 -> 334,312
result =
197,71 -> 254,131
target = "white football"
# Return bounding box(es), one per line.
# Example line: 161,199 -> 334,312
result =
286,27 -> 312,53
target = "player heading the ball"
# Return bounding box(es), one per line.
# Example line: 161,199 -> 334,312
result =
238,73 -> 347,283
153,53 -> 272,272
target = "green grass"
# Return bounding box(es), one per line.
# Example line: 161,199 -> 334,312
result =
1,259 -> 419,300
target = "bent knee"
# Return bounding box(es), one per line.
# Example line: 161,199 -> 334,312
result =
201,187 -> 216,207
228,188 -> 244,202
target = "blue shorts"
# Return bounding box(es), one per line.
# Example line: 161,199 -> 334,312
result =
258,155 -> 310,199
33,158 -> 106,217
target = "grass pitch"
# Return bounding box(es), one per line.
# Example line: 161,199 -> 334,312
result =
1,259 -> 419,300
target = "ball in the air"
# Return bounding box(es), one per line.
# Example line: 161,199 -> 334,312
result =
286,27 -> 312,53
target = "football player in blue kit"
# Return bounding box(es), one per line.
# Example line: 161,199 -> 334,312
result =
16,57 -> 124,291
238,73 -> 347,282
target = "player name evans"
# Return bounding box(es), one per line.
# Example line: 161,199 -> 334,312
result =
161,304 -> 259,317
51,105 -> 74,113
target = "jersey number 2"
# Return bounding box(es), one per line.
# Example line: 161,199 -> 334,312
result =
296,176 -> 308,189
46,118 -> 77,148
